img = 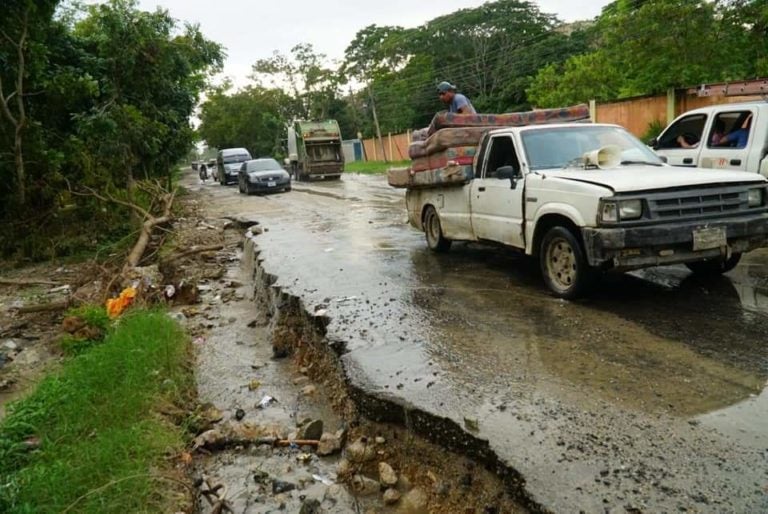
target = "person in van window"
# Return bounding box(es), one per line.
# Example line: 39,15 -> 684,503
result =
676,119 -> 726,149
717,113 -> 752,148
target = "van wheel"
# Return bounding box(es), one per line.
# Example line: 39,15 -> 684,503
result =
686,253 -> 741,275
540,226 -> 595,299
424,206 -> 451,253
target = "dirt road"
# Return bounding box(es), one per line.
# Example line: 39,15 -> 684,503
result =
187,171 -> 768,512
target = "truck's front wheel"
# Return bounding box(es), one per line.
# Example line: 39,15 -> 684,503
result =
540,226 -> 595,299
424,206 -> 451,253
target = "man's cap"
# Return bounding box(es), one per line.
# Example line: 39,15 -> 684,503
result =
437,81 -> 456,93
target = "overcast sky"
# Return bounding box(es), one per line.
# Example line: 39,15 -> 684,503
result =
125,0 -> 612,88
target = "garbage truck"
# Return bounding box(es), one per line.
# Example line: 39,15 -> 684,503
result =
287,120 -> 344,181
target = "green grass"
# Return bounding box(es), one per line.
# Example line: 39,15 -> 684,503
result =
0,310 -> 192,514
345,160 -> 410,174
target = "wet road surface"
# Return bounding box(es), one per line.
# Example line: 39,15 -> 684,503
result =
187,172 -> 768,512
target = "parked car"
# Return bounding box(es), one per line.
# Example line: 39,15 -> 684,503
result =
651,101 -> 767,177
217,148 -> 252,185
238,158 -> 291,195
404,123 -> 768,298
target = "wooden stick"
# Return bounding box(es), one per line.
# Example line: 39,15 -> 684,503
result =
0,278 -> 61,286
16,299 -> 73,314
163,244 -> 224,264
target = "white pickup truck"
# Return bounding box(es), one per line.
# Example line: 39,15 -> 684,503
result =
652,101 -> 768,176
406,123 -> 768,298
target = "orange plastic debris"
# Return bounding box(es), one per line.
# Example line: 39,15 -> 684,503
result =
106,287 -> 137,318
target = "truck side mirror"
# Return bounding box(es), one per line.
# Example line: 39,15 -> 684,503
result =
648,137 -> 658,149
496,165 -> 520,189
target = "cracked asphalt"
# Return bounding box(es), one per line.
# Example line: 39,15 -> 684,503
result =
186,171 -> 768,513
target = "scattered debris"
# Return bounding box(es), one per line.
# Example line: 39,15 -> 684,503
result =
271,479 -> 296,495
257,395 -> 276,409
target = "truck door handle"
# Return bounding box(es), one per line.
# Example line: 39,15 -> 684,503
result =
683,158 -> 693,164
730,159 -> 742,166
478,187 -> 486,192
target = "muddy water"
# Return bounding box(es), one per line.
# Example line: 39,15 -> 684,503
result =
187,173 -> 768,512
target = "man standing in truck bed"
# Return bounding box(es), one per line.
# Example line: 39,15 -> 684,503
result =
437,81 -> 476,114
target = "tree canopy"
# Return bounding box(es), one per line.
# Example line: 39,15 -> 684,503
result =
0,0 -> 222,258
527,0 -> 768,107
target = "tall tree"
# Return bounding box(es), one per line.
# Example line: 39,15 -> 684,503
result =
0,0 -> 59,206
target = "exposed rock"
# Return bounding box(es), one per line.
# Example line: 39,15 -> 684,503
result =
301,385 -> 317,396
336,459 -> 353,478
383,488 -> 402,505
13,348 -> 42,366
317,432 -> 343,456
374,436 -> 386,445
292,376 -> 310,386
271,479 -> 296,495
346,437 -> 375,463
401,487 -> 429,514
299,498 -> 321,514
378,462 -> 398,487
2,340 -> 18,351
301,419 -> 324,441
193,429 -> 224,450
351,474 -> 380,496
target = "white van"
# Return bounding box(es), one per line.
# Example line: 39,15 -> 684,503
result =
216,148 -> 252,185
652,101 -> 768,177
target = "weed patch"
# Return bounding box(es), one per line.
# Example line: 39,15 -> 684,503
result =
345,160 -> 410,174
0,310 -> 192,513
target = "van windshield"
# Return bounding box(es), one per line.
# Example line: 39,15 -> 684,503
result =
223,154 -> 250,164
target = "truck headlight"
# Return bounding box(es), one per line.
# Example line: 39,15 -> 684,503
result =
748,188 -> 764,207
601,201 -> 618,223
600,199 -> 643,223
619,199 -> 643,220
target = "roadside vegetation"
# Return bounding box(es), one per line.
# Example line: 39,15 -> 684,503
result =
0,309 -> 192,514
345,160 -> 410,174
0,0 -> 222,261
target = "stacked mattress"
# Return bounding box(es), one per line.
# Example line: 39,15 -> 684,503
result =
388,104 -> 590,189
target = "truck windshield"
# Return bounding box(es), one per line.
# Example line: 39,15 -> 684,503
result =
521,126 -> 663,171
223,154 -> 250,164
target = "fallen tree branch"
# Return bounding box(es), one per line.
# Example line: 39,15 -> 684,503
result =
123,189 -> 176,273
193,430 -> 321,452
15,299 -> 74,314
0,278 -> 61,287
163,244 -> 224,264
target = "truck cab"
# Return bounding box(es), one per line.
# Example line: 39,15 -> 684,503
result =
652,102 -> 768,177
406,123 -> 768,298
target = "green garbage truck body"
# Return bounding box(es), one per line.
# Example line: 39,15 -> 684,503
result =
287,120 -> 344,180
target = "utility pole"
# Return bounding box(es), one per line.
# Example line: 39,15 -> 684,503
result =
367,85 -> 388,163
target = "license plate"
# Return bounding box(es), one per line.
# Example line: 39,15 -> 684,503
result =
693,227 -> 726,251
267,181 -> 276,187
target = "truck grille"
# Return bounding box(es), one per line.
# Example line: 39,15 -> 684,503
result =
647,186 -> 750,221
